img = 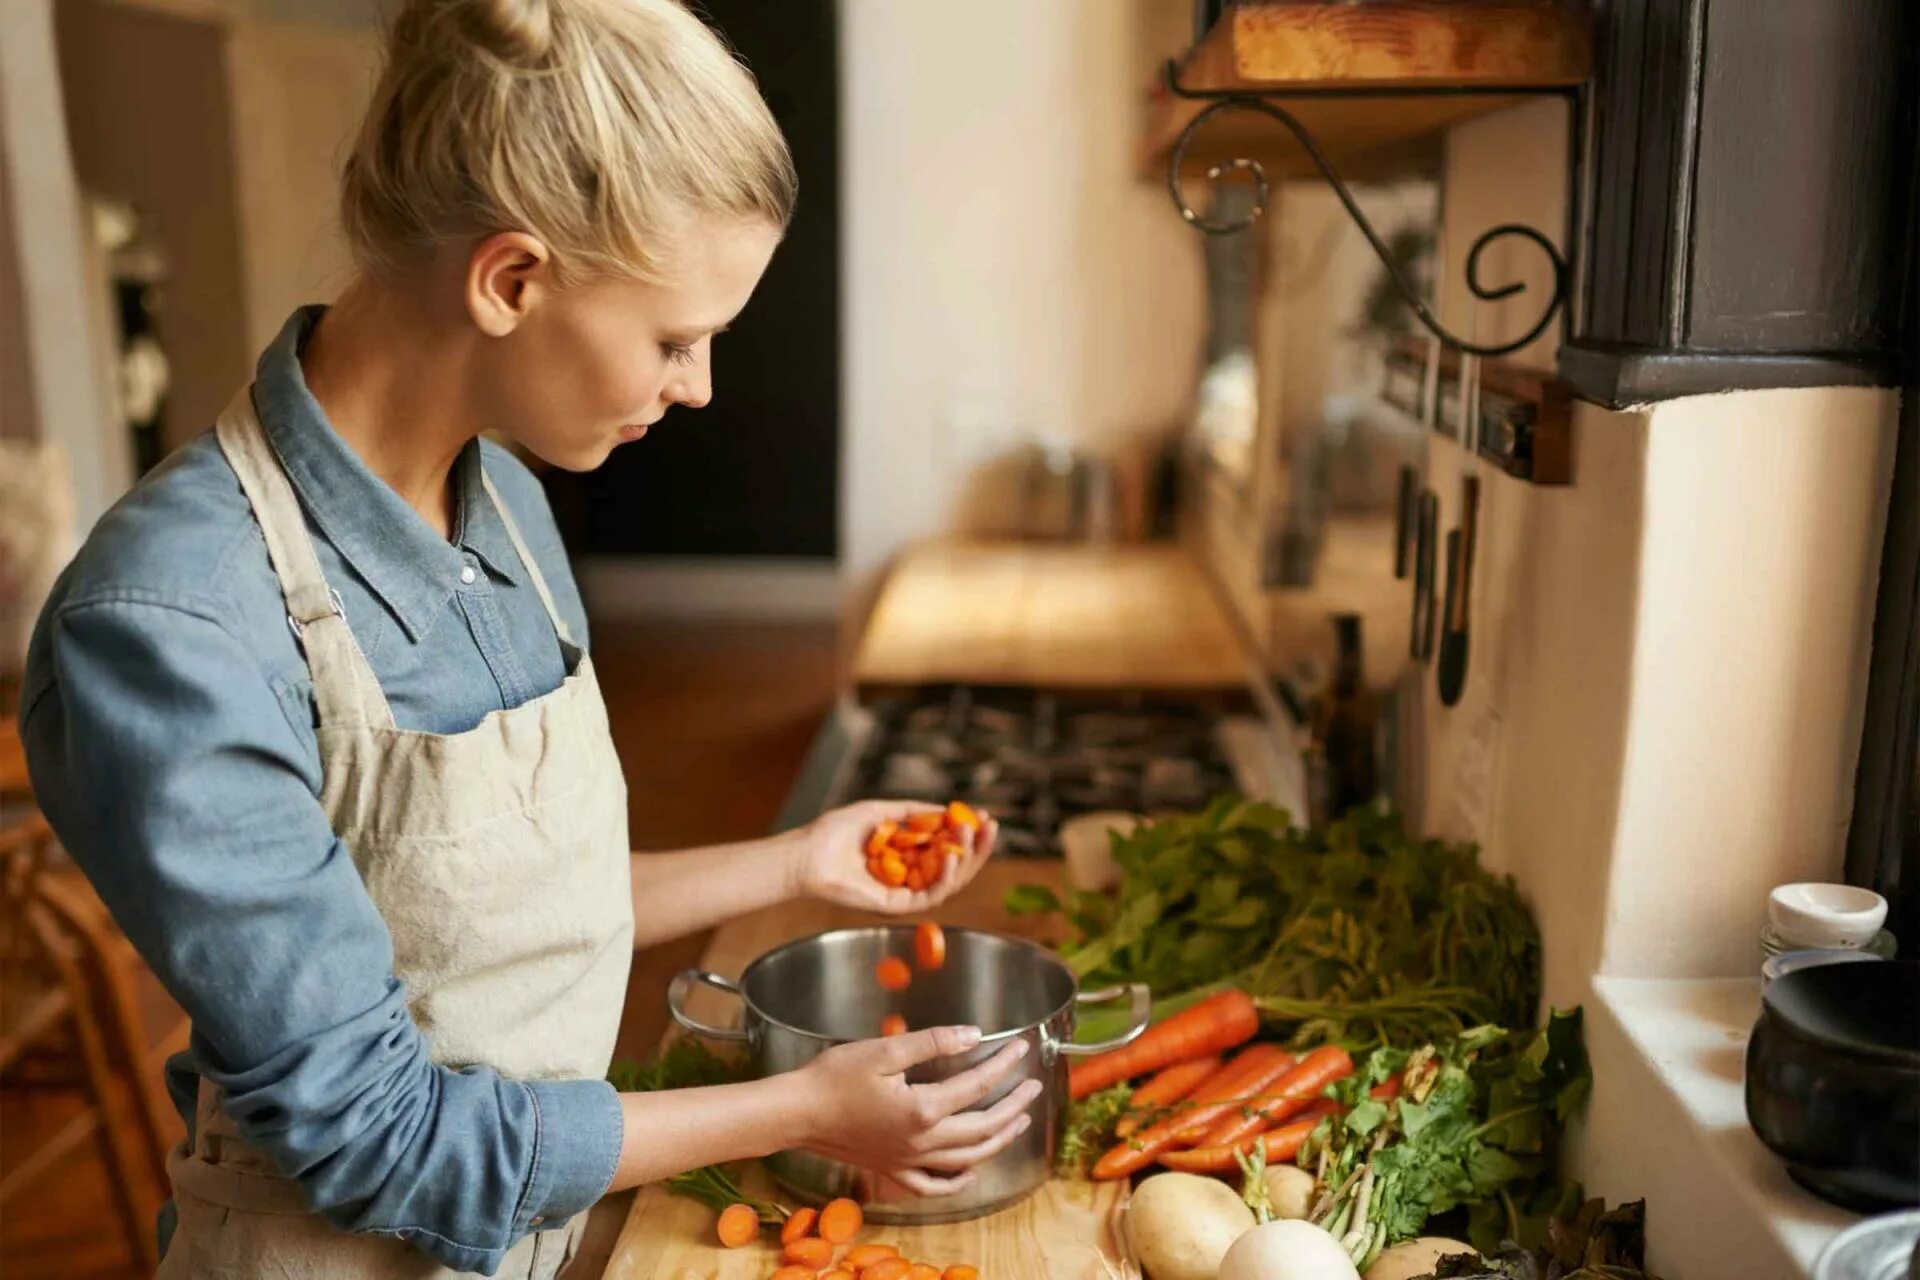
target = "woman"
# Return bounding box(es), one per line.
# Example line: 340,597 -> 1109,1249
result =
19,1 -> 1035,1274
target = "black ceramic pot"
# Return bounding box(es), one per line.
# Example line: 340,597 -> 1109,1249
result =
1746,959 -> 1920,1212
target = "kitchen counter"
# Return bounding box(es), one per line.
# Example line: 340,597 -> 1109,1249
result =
602,859 -> 1136,1280
851,540 -> 1251,694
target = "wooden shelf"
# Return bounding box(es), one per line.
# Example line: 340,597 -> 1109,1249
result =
1142,1 -> 1591,183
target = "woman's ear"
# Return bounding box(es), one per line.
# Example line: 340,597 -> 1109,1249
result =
465,232 -> 553,337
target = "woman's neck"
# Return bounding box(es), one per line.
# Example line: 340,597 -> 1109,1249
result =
299,278 -> 476,540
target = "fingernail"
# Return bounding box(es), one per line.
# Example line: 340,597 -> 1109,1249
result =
1016,1114 -> 1032,1132
956,1026 -> 982,1048
1013,1039 -> 1029,1058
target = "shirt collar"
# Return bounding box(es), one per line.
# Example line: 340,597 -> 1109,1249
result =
251,306 -> 524,643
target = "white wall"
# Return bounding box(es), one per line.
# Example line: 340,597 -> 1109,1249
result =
838,0 -> 1206,591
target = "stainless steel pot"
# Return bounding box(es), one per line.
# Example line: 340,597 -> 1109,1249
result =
668,925 -> 1150,1223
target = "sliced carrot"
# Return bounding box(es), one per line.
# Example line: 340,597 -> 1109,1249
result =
943,1268 -> 981,1280
906,867 -> 926,892
846,1244 -> 901,1268
1068,989 -> 1261,1099
822,1271 -> 856,1280
780,1206 -> 818,1245
1157,1103 -> 1337,1173
862,1259 -> 913,1280
771,1268 -> 818,1280
785,1237 -> 836,1268
816,1197 -> 862,1244
907,1265 -> 943,1280
946,800 -> 982,830
1090,1044 -> 1299,1181
865,822 -> 899,857
914,922 -> 947,970
878,855 -> 908,887
1195,1044 -> 1354,1149
1114,1054 -> 1222,1137
905,812 -> 945,834
716,1201 -> 759,1248
880,1014 -> 908,1037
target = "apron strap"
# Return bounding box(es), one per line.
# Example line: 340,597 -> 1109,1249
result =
215,390 -> 397,730
481,473 -> 575,649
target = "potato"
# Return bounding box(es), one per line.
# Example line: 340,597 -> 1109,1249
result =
1126,1171 -> 1255,1280
1262,1163 -> 1318,1220
1363,1237 -> 1477,1280
1217,1219 -> 1359,1280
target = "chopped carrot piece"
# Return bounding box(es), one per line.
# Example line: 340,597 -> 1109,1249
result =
878,856 -> 908,887
943,1267 -> 980,1280
818,1197 -> 863,1244
716,1202 -> 759,1248
880,1014 -> 908,1037
847,1244 -> 900,1268
771,1267 -> 817,1280
784,1237 -> 835,1268
905,812 -> 944,834
780,1206 -> 817,1245
865,821 -> 898,857
862,1260 -> 913,1280
914,922 -> 947,970
946,800 -> 982,830
907,1265 -> 942,1280
875,956 -> 912,991
822,1271 -> 856,1280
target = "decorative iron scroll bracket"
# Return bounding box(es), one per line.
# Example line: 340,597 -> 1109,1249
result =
1164,59 -> 1577,360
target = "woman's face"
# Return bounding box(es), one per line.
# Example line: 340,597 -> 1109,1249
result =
470,217 -> 782,471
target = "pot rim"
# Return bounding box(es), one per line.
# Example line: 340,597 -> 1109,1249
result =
1757,959 -> 1920,1069
733,924 -> 1080,1047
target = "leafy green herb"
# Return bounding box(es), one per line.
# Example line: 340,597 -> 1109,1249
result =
1055,1082 -> 1133,1178
1015,801 -> 1541,1053
607,1039 -> 787,1223
1300,1009 -> 1592,1271
1435,1198 -> 1661,1279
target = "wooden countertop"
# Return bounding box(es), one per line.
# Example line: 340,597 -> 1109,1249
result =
851,540 -> 1249,693
603,860 -> 1134,1280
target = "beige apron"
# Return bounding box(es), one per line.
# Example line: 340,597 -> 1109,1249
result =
157,392 -> 635,1279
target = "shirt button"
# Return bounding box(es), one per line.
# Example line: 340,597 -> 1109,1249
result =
459,565 -> 477,585
530,1216 -> 546,1226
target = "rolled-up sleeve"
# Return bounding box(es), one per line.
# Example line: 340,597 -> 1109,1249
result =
20,594 -> 621,1274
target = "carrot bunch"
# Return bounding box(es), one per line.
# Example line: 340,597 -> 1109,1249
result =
1061,988 -> 1359,1181
719,1194 -> 980,1280
865,802 -> 982,892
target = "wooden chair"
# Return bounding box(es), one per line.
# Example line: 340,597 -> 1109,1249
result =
0,811 -> 159,1273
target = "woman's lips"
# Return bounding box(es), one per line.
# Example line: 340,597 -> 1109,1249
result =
618,424 -> 650,443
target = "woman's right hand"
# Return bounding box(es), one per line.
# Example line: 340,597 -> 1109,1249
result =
793,1025 -> 1042,1197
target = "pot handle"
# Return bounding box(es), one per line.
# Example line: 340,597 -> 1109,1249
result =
1061,982 -> 1153,1056
668,968 -> 751,1043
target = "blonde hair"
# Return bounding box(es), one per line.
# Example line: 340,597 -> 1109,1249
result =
341,0 -> 795,284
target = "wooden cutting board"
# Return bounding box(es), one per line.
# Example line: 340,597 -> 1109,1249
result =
602,861 -> 1138,1280
850,540 -> 1249,694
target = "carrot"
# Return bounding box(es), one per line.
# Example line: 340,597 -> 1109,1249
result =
1068,989 -> 1260,1100
915,922 -> 947,970
862,1260 -> 913,1280
716,1201 -> 760,1248
818,1197 -> 862,1244
947,800 -> 982,831
875,957 -> 912,992
847,1244 -> 900,1268
943,1268 -> 980,1280
1113,1054 -> 1222,1137
880,1014 -> 908,1037
780,1206 -> 818,1245
907,1266 -> 942,1280
1196,1044 -> 1354,1149
785,1237 -> 836,1268
1090,1044 -> 1300,1180
823,1271 -> 856,1280
771,1268 -> 818,1280
1156,1101 -> 1339,1173
905,812 -> 945,834
865,822 -> 899,857
1163,1044 -> 1294,1142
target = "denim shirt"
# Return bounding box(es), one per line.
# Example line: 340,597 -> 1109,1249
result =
20,308 -> 623,1274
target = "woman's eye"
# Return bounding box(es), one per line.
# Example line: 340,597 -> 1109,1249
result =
662,342 -> 696,367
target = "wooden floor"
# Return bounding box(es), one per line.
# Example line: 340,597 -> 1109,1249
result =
0,619 -> 841,1279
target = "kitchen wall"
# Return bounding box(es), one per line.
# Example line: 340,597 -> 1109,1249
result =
1411,103 -> 1900,1004
838,0 -> 1207,594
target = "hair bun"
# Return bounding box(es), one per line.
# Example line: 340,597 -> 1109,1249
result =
454,0 -> 552,66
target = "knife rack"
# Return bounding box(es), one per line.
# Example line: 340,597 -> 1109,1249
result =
1380,340 -> 1573,485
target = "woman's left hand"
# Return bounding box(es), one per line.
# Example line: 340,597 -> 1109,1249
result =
793,800 -> 997,914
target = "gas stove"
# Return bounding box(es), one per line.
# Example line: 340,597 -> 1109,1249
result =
791,685 -> 1299,858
